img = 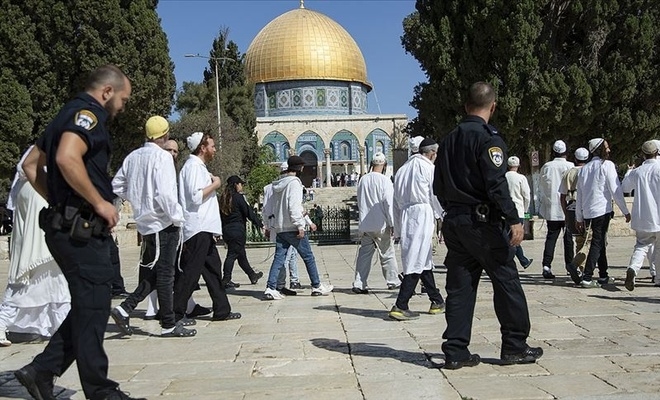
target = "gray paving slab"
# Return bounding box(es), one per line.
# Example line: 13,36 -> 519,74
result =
1,234 -> 660,399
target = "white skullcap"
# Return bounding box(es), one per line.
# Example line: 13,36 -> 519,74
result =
507,156 -> 520,167
186,132 -> 204,152
552,140 -> 567,154
642,140 -> 658,155
372,152 -> 387,165
280,162 -> 288,171
574,147 -> 589,161
588,138 -> 605,153
409,136 -> 424,153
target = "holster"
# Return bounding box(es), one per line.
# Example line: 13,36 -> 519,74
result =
39,195 -> 109,241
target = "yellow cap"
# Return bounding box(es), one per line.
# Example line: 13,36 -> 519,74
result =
145,116 -> 169,139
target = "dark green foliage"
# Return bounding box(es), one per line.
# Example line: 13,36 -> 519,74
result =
0,0 -> 175,184
403,0 -> 660,163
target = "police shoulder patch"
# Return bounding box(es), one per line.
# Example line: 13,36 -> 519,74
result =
488,147 -> 504,167
74,110 -> 98,130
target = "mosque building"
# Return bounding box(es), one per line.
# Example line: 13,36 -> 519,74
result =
244,1 -> 408,187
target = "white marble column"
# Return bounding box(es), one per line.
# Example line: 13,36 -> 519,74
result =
359,146 -> 366,176
324,148 -> 332,187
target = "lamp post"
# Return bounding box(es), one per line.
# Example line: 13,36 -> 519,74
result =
184,53 -> 235,140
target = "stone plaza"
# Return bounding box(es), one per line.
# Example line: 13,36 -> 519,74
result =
1,228 -> 660,399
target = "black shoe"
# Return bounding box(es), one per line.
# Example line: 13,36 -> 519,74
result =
14,364 -> 56,400
566,263 -> 582,285
542,269 -> 555,279
211,312 -> 242,321
521,258 -> 533,269
290,281 -> 303,289
223,280 -> 241,289
351,287 -> 369,294
250,271 -> 264,284
443,354 -> 481,370
102,388 -> 147,400
501,346 -> 544,365
279,287 -> 298,296
111,307 -> 133,336
186,304 -> 212,318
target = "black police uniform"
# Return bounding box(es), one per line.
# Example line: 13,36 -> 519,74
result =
433,115 -> 531,362
30,92 -> 119,399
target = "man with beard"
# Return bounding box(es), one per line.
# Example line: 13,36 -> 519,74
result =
174,132 -> 241,322
16,65 -> 145,400
568,138 -> 631,288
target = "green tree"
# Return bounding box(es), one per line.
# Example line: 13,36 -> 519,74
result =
245,147 -> 280,206
403,0 -> 660,163
0,0 -> 175,183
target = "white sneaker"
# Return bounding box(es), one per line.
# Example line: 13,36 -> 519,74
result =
0,330 -> 11,347
263,288 -> 284,300
311,283 -> 334,296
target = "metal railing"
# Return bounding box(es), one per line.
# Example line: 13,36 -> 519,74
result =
246,206 -> 352,245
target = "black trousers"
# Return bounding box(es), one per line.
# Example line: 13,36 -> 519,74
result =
395,270 -> 444,310
222,223 -> 257,282
441,214 -> 531,361
542,220 -> 574,268
120,225 -> 179,328
582,213 -> 611,281
33,226 -> 118,400
174,232 -> 231,320
109,239 -> 126,294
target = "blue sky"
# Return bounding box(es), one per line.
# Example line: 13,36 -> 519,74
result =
156,0 -> 425,118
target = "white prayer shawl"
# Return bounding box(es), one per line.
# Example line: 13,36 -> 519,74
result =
538,158 -> 574,221
621,159 -> 660,232
393,154 -> 443,274
179,155 -> 223,241
357,171 -> 394,233
505,171 -> 531,218
575,156 -> 629,221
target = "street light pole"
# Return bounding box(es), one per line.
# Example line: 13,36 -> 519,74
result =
184,53 -> 235,143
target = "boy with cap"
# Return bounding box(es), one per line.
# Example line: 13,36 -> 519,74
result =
352,152 -> 401,294
559,147 -> 590,272
111,116 -> 195,337
175,132 -> 241,321
391,137 -> 445,320
505,156 -> 533,269
621,141 -> 660,291
569,138 -> 631,288
263,155 -> 333,300
538,140 -> 574,279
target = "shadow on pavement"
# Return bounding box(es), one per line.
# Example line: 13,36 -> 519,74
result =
587,294 -> 660,304
310,338 -> 432,367
314,304 -> 390,320
0,370 -> 76,399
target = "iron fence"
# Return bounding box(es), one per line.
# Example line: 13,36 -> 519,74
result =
246,206 -> 351,245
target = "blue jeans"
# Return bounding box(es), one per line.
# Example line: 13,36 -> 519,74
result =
267,231 -> 320,289
276,246 -> 299,288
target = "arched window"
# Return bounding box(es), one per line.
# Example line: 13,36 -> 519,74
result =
375,140 -> 384,154
340,141 -> 351,160
265,144 -> 276,160
281,143 -> 290,161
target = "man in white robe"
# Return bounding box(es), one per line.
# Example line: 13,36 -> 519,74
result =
390,138 -> 445,320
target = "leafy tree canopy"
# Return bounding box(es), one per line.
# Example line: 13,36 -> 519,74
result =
403,0 -> 660,164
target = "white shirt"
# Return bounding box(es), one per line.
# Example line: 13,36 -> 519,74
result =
357,171 -> 394,233
505,170 -> 530,218
179,154 -> 222,241
112,142 -> 183,235
621,159 -> 660,232
575,156 -> 629,221
538,158 -> 574,221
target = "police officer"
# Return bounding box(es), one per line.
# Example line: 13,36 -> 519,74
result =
15,65 -> 145,400
433,81 -> 542,370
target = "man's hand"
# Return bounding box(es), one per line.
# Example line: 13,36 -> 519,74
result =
625,213 -> 631,223
94,200 -> 119,229
509,223 -> 524,247
211,175 -> 221,189
309,222 -> 318,232
297,228 -> 305,239
575,221 -> 585,233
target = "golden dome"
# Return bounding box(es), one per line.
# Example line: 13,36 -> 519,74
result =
245,6 -> 371,89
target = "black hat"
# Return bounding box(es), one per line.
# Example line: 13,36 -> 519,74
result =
419,137 -> 437,148
227,175 -> 246,185
287,155 -> 305,171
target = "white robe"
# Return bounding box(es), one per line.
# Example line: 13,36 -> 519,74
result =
0,151 -> 70,337
393,155 -> 443,274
